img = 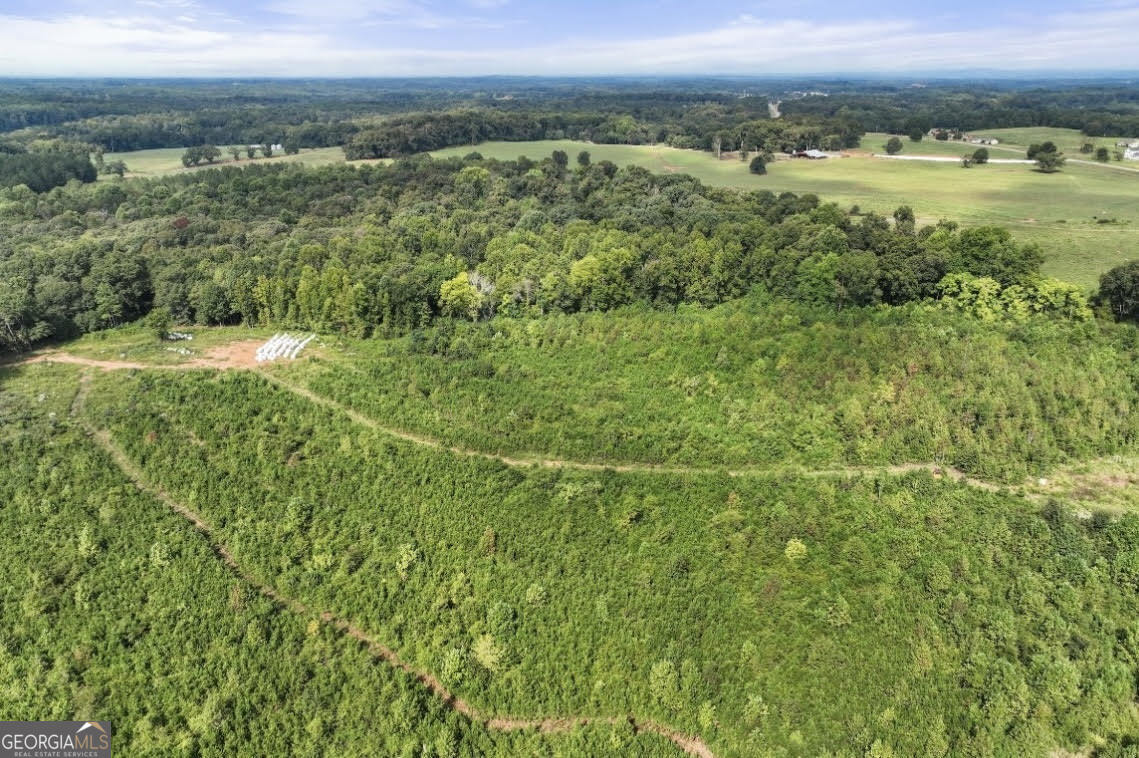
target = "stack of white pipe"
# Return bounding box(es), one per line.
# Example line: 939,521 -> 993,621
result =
255,333 -> 316,362
286,334 -> 315,359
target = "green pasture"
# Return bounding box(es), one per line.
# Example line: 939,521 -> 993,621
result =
100,145 -> 358,179
971,126 -> 1135,155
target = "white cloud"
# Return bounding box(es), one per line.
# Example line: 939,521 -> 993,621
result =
264,0 -> 413,22
261,0 -> 504,28
0,7 -> 1137,76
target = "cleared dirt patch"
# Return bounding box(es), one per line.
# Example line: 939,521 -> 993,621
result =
17,339 -> 267,372
190,339 -> 265,369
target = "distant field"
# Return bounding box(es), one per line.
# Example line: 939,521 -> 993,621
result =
432,139 -> 1139,288
857,133 -> 990,157
101,145 -> 361,179
971,126 -> 1133,155
862,128 -> 1133,159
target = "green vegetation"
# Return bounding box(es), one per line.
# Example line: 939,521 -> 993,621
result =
0,363 -> 675,756
8,79 -> 1139,757
428,140 -> 1139,288
98,145 -> 355,178
0,153 -> 1055,354
276,297 -> 1133,482
973,127 -> 1129,156
1,311 -> 1132,756
0,148 -> 95,191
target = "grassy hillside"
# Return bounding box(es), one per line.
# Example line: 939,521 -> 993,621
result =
971,127 -> 1133,155
99,145 -> 375,179
268,299 -> 1137,483
55,298 -> 1139,485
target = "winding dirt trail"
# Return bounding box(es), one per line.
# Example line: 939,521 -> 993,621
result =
11,349 -> 1010,492
67,377 -> 714,758
258,371 -> 1006,491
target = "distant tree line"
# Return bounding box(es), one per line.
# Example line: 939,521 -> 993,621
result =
343,109 -> 862,159
781,85 -> 1139,138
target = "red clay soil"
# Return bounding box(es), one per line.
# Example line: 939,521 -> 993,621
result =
13,340 -> 265,372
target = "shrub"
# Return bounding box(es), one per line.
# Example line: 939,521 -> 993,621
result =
473,634 -> 503,672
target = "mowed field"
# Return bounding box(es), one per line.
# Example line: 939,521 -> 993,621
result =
100,145 -> 367,178
972,126 -> 1135,156
433,138 -> 1139,288
861,128 -> 1135,159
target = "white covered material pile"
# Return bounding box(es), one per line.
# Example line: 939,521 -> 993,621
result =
256,332 -> 315,363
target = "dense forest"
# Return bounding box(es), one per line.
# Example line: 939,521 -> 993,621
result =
0,147 -> 96,192
0,153 -> 1066,354
5,78 -> 1137,160
780,84 -> 1139,137
0,78 -> 843,153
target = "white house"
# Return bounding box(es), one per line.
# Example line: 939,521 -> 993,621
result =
1125,148 -> 1139,161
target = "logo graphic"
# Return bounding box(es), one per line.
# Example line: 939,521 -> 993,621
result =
0,721 -> 111,758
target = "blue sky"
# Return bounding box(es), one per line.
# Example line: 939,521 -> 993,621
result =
1,0 -> 1137,76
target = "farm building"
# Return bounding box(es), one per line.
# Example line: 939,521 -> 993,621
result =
792,149 -> 829,159
1126,148 -> 1139,161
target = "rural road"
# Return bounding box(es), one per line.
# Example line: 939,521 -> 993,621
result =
873,151 -> 1139,174
872,153 -> 1034,164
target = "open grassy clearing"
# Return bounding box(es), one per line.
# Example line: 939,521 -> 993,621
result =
856,133 -> 1007,158
429,139 -> 1139,287
98,145 -> 372,179
53,323 -> 275,362
971,126 -> 1135,155
860,129 -> 1132,159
